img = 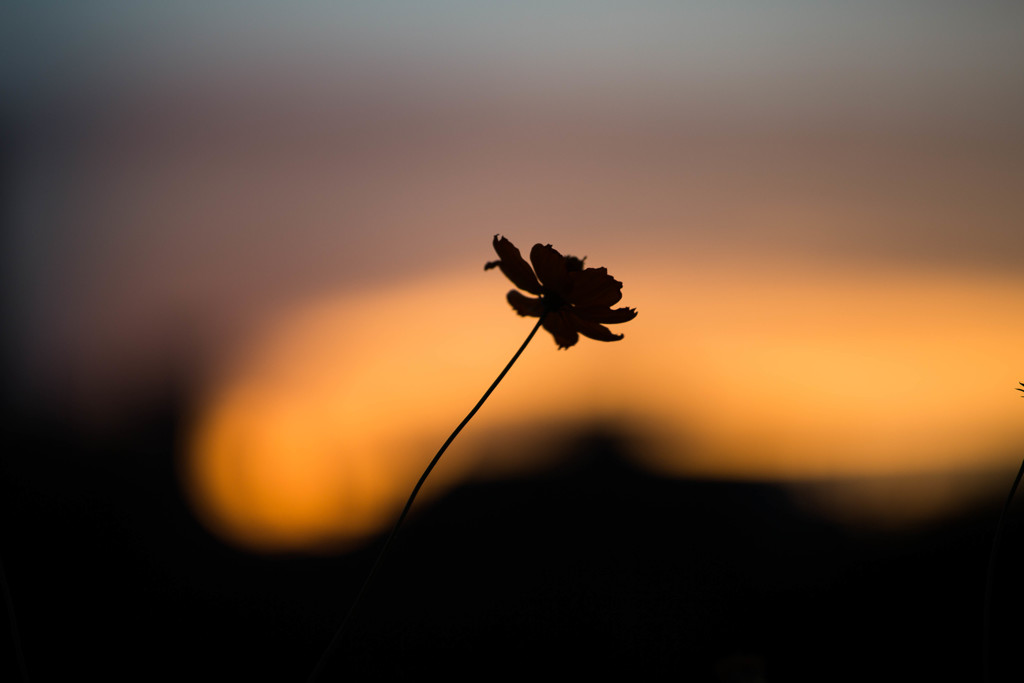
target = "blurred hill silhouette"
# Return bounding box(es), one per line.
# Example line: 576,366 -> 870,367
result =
2,399 -> 1022,682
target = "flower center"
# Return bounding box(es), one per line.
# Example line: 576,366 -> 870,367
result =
542,290 -> 568,312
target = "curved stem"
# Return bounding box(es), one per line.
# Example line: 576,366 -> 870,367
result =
983,454 -> 1024,683
306,315 -> 546,682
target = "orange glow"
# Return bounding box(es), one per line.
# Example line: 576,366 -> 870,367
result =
185,258 -> 1024,551
630,258 -> 1024,478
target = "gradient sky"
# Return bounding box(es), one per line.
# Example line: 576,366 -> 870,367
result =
4,2 -> 1023,550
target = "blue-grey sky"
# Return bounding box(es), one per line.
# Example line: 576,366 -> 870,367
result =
4,1 -> 1023,407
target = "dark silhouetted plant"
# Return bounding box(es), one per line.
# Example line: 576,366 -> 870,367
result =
982,382 -> 1024,683
306,236 -> 636,681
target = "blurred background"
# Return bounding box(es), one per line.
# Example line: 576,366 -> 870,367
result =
2,2 -> 1023,681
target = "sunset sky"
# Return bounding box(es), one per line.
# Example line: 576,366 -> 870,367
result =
4,1 -> 1023,551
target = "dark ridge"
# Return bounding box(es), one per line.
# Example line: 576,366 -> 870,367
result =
1,404 -> 1021,682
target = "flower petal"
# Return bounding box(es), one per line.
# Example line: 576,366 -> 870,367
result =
490,235 -> 543,295
573,305 -> 637,325
530,243 -> 572,297
567,267 -> 624,308
506,290 -> 545,317
567,311 -> 625,342
542,310 -> 579,349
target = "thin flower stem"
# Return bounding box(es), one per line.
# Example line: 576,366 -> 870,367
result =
983,453 -> 1024,683
306,315 -> 547,682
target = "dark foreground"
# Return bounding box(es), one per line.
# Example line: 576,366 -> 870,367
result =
2,406 -> 1022,682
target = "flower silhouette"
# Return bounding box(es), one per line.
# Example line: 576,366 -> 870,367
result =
309,235 -> 638,680
485,235 -> 637,349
